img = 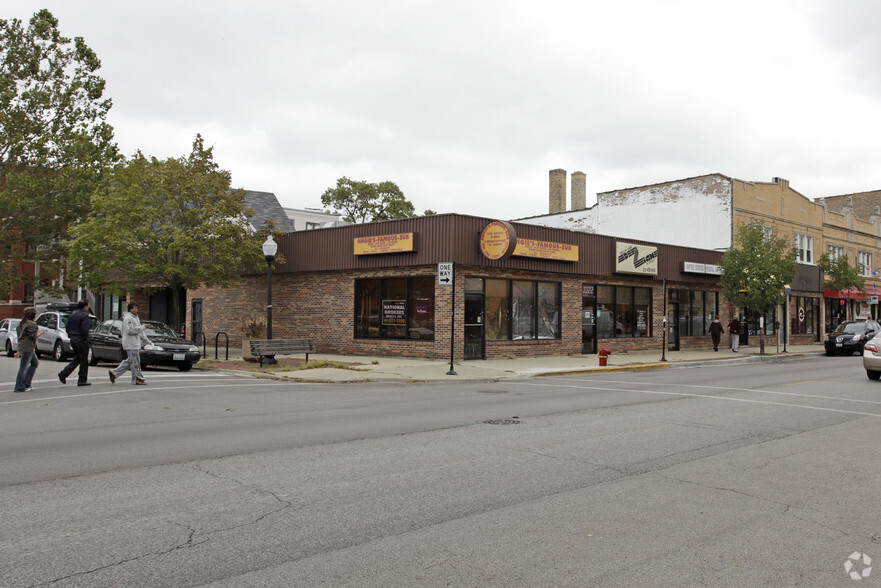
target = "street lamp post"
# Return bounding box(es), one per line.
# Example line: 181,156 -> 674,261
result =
262,235 -> 278,365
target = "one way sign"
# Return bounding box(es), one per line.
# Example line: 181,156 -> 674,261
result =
438,262 -> 453,286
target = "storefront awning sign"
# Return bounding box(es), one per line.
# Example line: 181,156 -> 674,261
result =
513,238 -> 579,262
354,233 -> 415,255
616,242 -> 659,275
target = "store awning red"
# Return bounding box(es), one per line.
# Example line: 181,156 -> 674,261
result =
824,288 -> 867,300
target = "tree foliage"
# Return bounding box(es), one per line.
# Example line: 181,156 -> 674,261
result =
720,223 -> 798,316
320,177 -> 431,223
817,252 -> 864,295
0,9 -> 118,298
69,135 -> 274,330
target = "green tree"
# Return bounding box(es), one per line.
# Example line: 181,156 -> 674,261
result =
817,252 -> 864,319
68,135 -> 273,331
320,177 -> 431,223
0,9 -> 118,299
719,223 -> 798,352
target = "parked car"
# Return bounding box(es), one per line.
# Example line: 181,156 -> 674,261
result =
89,319 -> 201,371
862,334 -> 881,379
0,318 -> 21,357
824,319 -> 881,356
34,310 -> 101,361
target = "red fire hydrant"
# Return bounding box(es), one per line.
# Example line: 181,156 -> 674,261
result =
599,349 -> 611,367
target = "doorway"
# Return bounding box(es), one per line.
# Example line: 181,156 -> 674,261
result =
582,297 -> 597,354
667,303 -> 680,351
464,293 -> 484,360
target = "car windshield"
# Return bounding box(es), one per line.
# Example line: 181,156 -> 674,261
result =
144,322 -> 178,338
833,322 -> 866,335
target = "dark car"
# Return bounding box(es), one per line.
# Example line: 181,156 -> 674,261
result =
824,319 -> 881,356
89,319 -> 201,371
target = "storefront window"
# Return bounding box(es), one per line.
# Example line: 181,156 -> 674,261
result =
485,279 -> 510,340
408,277 -> 435,340
690,291 -> 704,335
483,278 -> 560,341
597,285 -> 652,338
354,277 -> 435,340
634,287 -> 651,337
597,285 -> 616,338
537,282 -> 560,339
512,281 -> 536,340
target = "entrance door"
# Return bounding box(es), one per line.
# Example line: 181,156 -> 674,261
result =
464,294 -> 485,360
582,298 -> 596,354
667,303 -> 680,351
191,299 -> 203,347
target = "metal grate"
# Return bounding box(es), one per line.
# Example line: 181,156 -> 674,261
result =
482,418 -> 521,425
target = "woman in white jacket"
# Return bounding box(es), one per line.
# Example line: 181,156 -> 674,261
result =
108,302 -> 152,385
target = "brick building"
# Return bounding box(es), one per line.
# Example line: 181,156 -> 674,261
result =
187,213 -> 727,360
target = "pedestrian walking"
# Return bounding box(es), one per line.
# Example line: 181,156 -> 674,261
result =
108,302 -> 152,385
13,307 -> 45,393
58,300 -> 92,386
727,316 -> 742,352
708,315 -> 724,351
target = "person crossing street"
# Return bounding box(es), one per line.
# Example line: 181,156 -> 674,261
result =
108,302 -> 152,385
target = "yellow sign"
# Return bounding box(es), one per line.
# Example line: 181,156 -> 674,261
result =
479,221 -> 517,260
354,233 -> 415,255
513,238 -> 579,262
615,241 -> 659,275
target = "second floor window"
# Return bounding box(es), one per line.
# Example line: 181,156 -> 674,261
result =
794,233 -> 813,264
859,251 -> 873,276
827,244 -> 844,262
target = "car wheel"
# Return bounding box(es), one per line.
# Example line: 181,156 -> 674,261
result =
178,363 -> 193,372
5,341 -> 12,357
54,340 -> 67,362
88,347 -> 98,366
868,370 -> 881,380
825,348 -> 834,356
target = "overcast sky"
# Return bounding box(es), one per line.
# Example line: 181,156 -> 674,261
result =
13,1 -> 881,220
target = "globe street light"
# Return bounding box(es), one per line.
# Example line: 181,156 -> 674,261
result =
262,235 -> 278,365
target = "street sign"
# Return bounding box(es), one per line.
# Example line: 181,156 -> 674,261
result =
438,262 -> 453,286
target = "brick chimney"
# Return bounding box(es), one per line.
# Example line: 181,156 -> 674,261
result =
571,171 -> 586,210
549,169 -> 566,214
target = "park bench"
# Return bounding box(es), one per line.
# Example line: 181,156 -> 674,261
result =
249,338 -> 316,367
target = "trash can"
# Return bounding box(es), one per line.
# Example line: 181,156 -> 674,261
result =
598,349 -> 611,366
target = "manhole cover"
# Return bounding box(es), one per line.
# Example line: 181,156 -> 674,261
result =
482,418 -> 521,425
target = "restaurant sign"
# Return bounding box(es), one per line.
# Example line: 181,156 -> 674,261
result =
480,221 -> 578,262
615,242 -> 659,275
514,238 -> 579,262
354,233 -> 415,255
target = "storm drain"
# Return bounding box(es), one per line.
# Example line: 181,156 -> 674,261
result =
482,418 -> 521,425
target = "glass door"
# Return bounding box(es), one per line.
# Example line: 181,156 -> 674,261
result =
582,298 -> 596,354
464,294 -> 485,360
667,303 -> 680,351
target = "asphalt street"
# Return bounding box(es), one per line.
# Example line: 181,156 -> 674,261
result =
1,355 -> 879,586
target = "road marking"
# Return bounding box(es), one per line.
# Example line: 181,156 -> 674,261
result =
0,380 -> 301,405
518,380 -> 881,418
559,378 -> 881,406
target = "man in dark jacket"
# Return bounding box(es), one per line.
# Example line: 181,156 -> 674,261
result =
708,315 -> 724,352
58,300 -> 92,386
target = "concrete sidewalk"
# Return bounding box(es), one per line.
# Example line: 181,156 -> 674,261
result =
199,343 -> 828,383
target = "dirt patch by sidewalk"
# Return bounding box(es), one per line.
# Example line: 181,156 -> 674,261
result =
198,357 -> 366,372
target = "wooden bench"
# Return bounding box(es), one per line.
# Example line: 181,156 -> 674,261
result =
249,338 -> 316,367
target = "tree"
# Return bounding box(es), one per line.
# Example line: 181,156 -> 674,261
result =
0,9 -> 118,299
719,223 -> 798,353
68,135 -> 273,331
320,177 -> 431,223
817,252 -> 864,319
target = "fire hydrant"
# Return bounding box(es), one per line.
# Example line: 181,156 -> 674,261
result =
599,349 -> 611,367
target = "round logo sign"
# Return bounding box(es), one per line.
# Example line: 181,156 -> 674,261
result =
479,221 -> 517,260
